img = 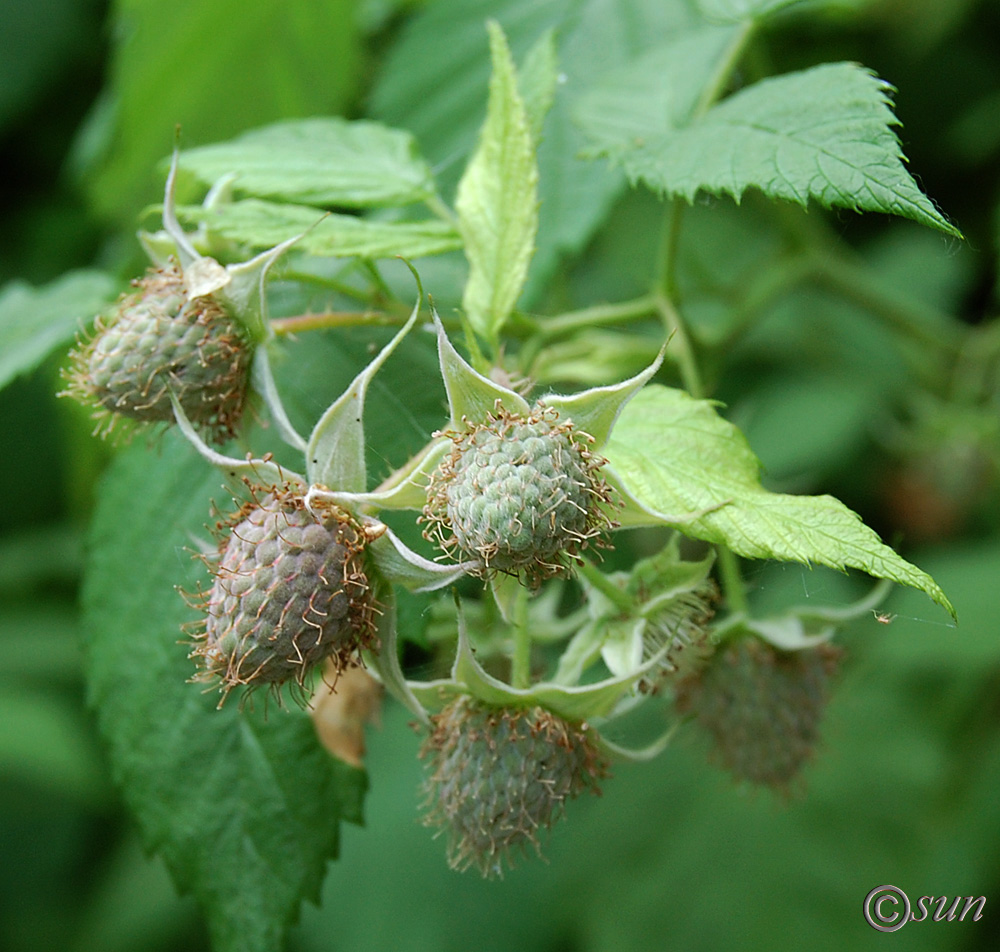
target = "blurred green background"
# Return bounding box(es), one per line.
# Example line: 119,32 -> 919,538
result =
3,0 -> 1000,950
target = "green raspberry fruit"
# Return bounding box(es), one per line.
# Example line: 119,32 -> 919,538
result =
422,403 -> 615,586
189,485 -> 376,704
675,638 -> 841,791
65,264 -> 251,443
420,695 -> 605,877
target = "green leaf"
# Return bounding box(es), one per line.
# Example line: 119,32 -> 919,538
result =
517,29 -> 559,144
179,117 -> 438,209
372,0 -> 697,299
82,0 -> 360,222
575,22 -> 747,153
82,435 -> 366,952
176,199 -> 462,259
456,21 -> 539,344
585,62 -> 961,237
0,270 -> 117,392
605,385 -> 954,616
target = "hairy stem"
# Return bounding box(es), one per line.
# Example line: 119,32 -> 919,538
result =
715,546 -> 748,616
578,560 -> 633,614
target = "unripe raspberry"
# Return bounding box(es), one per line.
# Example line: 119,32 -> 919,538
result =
675,638 -> 841,790
65,264 -> 251,443
422,403 -> 615,586
420,695 -> 605,877
189,485 -> 376,704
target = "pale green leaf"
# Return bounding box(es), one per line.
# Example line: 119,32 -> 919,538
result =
176,199 -> 462,259
456,21 -> 539,343
371,0 -> 701,296
587,62 -> 961,236
82,435 -> 366,952
518,29 -> 559,143
605,385 -> 954,616
179,117 -> 437,209
0,270 -> 117,391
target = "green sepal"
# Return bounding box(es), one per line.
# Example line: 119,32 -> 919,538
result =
406,607 -> 670,723
366,527 -> 476,593
363,585 -> 431,726
540,348 -> 663,448
306,287 -> 422,490
594,721 -> 681,765
251,347 -> 308,452
169,392 -> 302,487
436,315 -> 530,426
714,579 -> 892,652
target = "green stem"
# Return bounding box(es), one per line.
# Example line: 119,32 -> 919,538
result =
511,587 -> 531,690
578,560 -> 633,614
538,295 -> 658,339
715,546 -> 748,616
270,311 -> 394,335
425,192 -> 459,227
694,20 -> 756,118
654,291 -> 704,399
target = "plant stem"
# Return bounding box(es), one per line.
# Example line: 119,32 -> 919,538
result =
511,587 -> 531,689
538,295 -> 658,338
270,311 -> 394,335
654,291 -> 705,398
578,560 -> 632,614
693,20 -> 756,118
425,192 -> 459,227
715,545 -> 748,616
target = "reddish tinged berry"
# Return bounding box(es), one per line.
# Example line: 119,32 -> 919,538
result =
675,638 -> 841,791
64,264 -> 251,443
189,485 -> 376,705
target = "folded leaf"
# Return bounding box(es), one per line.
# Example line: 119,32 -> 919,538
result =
456,21 -> 539,344
605,385 -> 954,617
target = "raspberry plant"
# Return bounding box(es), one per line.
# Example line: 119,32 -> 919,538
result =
9,0 -> 999,949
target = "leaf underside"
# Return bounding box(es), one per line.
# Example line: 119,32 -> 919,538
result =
179,117 -> 437,209
605,386 -> 954,616
176,199 -> 462,259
